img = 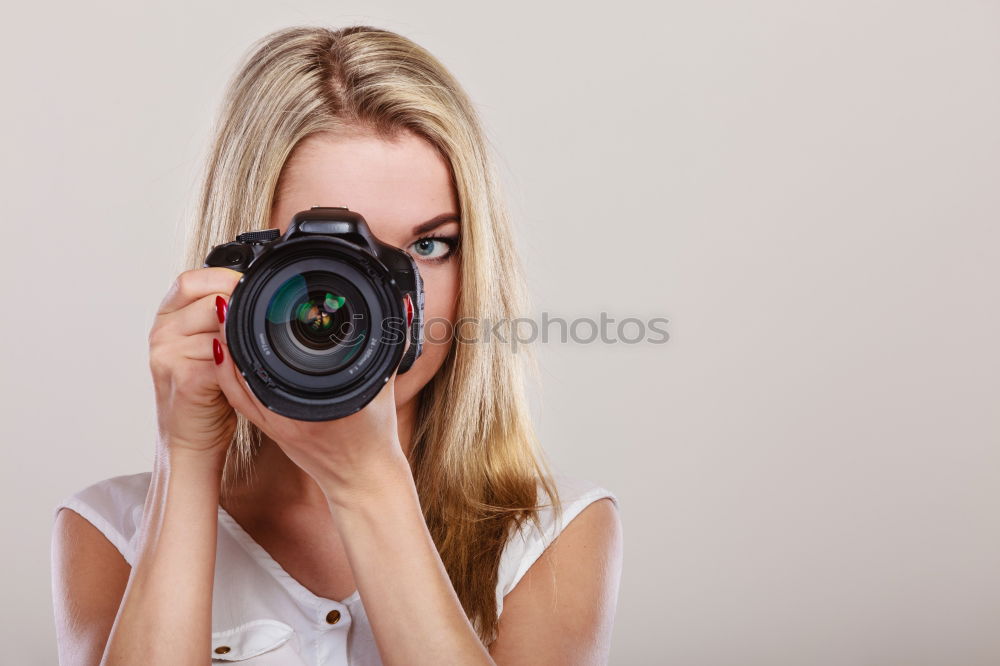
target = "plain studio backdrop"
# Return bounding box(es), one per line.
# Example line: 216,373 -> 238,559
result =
1,1 -> 998,664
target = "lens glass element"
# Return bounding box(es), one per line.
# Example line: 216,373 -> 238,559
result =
265,271 -> 369,375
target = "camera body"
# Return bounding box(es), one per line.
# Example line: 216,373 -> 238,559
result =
204,206 -> 424,421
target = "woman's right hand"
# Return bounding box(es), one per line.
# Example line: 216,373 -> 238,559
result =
149,266 -> 244,458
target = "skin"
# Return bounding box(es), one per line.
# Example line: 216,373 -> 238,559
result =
51,128 -> 623,665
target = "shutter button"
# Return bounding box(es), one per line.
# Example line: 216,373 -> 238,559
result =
326,609 -> 342,625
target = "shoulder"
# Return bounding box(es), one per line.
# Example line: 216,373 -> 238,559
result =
53,471 -> 152,565
495,471 -> 620,617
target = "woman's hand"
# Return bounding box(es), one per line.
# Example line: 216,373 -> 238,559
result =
211,293 -> 411,501
149,267 -> 245,460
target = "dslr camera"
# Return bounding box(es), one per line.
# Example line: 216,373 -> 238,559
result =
204,206 -> 424,421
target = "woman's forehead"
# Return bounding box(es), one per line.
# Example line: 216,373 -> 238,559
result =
272,130 -> 458,241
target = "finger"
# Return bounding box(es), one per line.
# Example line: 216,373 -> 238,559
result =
211,337 -> 269,426
177,331 -> 219,362
393,293 -> 414,378
156,292 -> 230,340
149,331 -> 217,373
215,294 -> 231,348
157,267 -> 243,316
149,332 -> 221,398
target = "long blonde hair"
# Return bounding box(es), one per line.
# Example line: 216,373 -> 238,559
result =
181,25 -> 561,645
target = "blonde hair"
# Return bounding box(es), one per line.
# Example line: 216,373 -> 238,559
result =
182,25 -> 562,645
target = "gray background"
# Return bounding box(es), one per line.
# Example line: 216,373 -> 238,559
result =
2,1 -> 998,664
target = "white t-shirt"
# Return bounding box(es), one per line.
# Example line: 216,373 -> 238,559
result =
54,470 -> 618,664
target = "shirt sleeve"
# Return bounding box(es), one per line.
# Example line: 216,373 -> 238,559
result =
52,472 -> 152,566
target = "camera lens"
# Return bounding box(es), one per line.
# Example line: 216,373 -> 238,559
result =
265,270 -> 370,375
213,226 -> 417,422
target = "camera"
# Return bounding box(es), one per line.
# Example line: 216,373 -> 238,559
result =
204,206 -> 424,421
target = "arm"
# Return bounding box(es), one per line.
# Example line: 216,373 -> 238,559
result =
51,448 -> 225,666
488,497 -> 624,665
51,267 -> 246,665
325,467 -> 623,666
323,452 -> 495,666
101,448 -> 225,665
51,509 -> 130,665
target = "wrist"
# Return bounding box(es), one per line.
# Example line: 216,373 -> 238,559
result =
321,448 -> 414,511
144,439 -> 226,524
156,438 -> 229,478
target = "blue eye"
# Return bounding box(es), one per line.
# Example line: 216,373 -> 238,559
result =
409,236 -> 456,261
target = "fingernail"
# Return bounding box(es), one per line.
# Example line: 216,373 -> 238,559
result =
213,338 -> 224,365
216,295 -> 228,324
404,293 -> 414,328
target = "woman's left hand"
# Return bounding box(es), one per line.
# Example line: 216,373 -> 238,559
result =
211,293 -> 410,501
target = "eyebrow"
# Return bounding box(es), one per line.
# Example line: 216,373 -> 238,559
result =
412,213 -> 460,235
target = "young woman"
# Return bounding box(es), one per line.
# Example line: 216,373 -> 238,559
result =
51,25 -> 622,665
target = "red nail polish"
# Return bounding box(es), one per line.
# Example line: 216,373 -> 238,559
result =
216,295 -> 228,324
213,338 -> 224,365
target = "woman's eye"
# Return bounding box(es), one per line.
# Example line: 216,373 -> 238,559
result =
409,237 -> 454,261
